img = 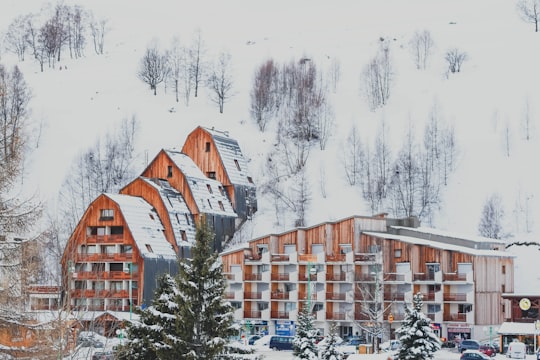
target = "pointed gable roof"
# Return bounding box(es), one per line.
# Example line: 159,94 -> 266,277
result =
202,126 -> 254,187
105,193 -> 177,259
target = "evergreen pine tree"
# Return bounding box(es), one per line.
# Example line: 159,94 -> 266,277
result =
319,323 -> 344,360
293,303 -> 319,360
394,293 -> 441,360
175,220 -> 238,360
116,274 -> 180,360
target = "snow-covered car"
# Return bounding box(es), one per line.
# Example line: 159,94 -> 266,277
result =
336,337 -> 365,355
253,334 -> 273,347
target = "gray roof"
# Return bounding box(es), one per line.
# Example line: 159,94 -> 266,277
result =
142,178 -> 196,247
105,193 -> 177,259
165,149 -> 237,218
363,231 -> 515,258
204,127 -> 255,187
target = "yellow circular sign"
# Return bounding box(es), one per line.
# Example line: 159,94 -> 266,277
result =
519,298 -> 531,311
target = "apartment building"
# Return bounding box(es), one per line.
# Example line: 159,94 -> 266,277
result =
60,127 -> 255,334
220,214 -> 514,342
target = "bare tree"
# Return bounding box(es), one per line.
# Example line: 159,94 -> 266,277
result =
517,0 -> 540,32
317,102 -> 334,150
342,124 -> 365,186
521,98 -> 534,141
445,48 -> 467,73
167,37 -> 184,103
4,15 -> 31,61
207,51 -> 234,113
138,43 -> 169,95
410,30 -> 435,70
89,15 -> 107,55
0,64 -> 42,233
250,58 -> 279,131
361,43 -> 393,111
59,116 -> 139,232
478,193 -> 506,239
327,57 -> 341,93
189,29 -> 206,98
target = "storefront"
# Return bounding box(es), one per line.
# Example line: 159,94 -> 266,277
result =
275,320 -> 295,336
447,324 -> 472,344
498,321 -> 540,354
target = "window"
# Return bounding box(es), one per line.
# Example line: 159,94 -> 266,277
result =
218,186 -> 226,196
146,244 -> 153,253
247,176 -> 254,184
218,201 -> 225,211
184,214 -> 190,225
207,184 -> 213,193
394,249 -> 402,258
234,159 -> 241,171
205,142 -> 211,152
180,230 -> 187,241
428,304 -> 441,313
100,209 -> 114,220
207,171 -> 216,179
207,199 -> 212,209
502,265 -> 506,274
459,304 -> 472,313
110,226 -> 123,235
167,165 -> 173,178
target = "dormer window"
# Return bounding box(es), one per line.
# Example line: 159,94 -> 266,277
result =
218,201 -> 225,211
207,171 -> 216,179
100,209 -> 114,221
247,176 -> 253,184
234,159 -> 241,171
205,142 -> 211,152
207,184 -> 213,194
167,166 -> 173,178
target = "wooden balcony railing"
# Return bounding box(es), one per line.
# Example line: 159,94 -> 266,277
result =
384,291 -> 405,301
384,273 -> 405,281
326,312 -> 346,320
271,273 -> 290,281
244,292 -> 262,300
271,291 -> 290,300
271,311 -> 290,319
75,253 -> 134,262
326,254 -> 346,262
326,272 -> 346,281
355,274 -> 376,281
298,273 -> 317,281
244,310 -> 262,319
354,253 -> 377,262
413,273 -> 435,281
326,292 -> 346,301
73,270 -> 139,280
85,234 -> 125,244
244,273 -> 262,281
443,313 -> 466,322
443,293 -> 467,301
271,254 -> 290,262
443,273 -> 468,281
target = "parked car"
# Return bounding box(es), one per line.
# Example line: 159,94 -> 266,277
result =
507,341 -> 526,359
459,339 -> 481,353
248,335 -> 262,345
268,335 -> 294,351
336,337 -> 366,355
91,351 -> 115,360
460,350 -> 491,360
479,344 -> 496,357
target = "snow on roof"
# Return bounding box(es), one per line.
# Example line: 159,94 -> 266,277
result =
391,226 -> 507,244
165,150 -> 237,218
497,321 -> 536,335
142,178 -> 196,247
204,127 -> 255,187
363,231 -> 515,257
105,193 -> 176,260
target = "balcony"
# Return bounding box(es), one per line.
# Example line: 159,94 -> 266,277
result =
271,291 -> 290,300
244,310 -> 262,319
354,253 -> 377,263
271,254 -> 290,262
271,311 -> 291,319
355,273 -> 376,281
326,254 -> 346,262
384,291 -> 405,301
244,273 -> 262,281
244,291 -> 262,300
326,272 -> 346,282
271,273 -> 290,281
72,270 -> 138,280
443,293 -> 467,302
326,292 -> 346,301
75,252 -> 134,262
85,234 -> 125,244
443,272 -> 473,283
326,312 -> 346,320
443,313 -> 467,322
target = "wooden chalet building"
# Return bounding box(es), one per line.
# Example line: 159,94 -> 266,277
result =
60,127 -> 255,336
220,214 -> 515,343
181,126 -> 257,224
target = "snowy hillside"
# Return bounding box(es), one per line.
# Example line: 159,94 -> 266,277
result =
1,0 -> 539,289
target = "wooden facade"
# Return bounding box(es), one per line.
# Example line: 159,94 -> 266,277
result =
221,214 -> 515,341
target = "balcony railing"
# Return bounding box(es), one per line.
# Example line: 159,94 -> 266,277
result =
73,270 -> 138,280
384,273 -> 406,282
75,253 -> 134,262
443,273 -> 468,281
326,312 -> 346,320
271,291 -> 290,300
354,253 -> 377,262
271,273 -> 290,281
298,273 -> 317,281
244,291 -> 262,300
413,273 -> 435,281
326,254 -> 346,262
271,311 -> 290,319
384,291 -> 405,301
71,288 -> 137,299
326,292 -> 346,301
443,313 -> 466,322
85,234 -> 125,244
355,273 -> 376,281
271,254 -> 290,262
244,273 -> 262,281
443,293 -> 467,301
244,310 -> 262,319
326,272 -> 346,281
